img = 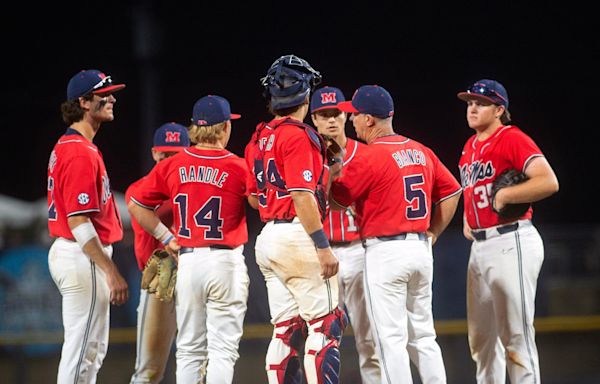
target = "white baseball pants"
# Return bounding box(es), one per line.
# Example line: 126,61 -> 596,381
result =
48,237 -> 112,384
130,288 -> 176,383
255,219 -> 339,384
364,235 -> 446,384
467,221 -> 543,383
175,246 -> 249,384
335,240 -> 380,384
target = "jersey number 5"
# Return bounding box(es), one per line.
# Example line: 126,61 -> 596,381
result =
174,194 -> 223,240
404,174 -> 428,220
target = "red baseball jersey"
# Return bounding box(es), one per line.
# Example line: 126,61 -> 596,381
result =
131,147 -> 248,248
47,128 -> 123,244
459,125 -> 543,229
126,177 -> 174,270
331,135 -> 461,238
246,117 -> 326,222
323,138 -> 363,242
244,126 -> 260,198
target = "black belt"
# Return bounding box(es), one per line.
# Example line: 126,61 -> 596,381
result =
179,245 -> 233,254
330,240 -> 353,247
472,222 -> 519,241
377,232 -> 427,241
273,218 -> 294,224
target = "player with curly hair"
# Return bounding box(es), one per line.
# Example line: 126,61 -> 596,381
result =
47,69 -> 129,383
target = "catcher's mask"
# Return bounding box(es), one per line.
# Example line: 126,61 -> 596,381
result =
261,54 -> 322,110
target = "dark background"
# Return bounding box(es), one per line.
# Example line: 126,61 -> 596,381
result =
3,2 -> 597,225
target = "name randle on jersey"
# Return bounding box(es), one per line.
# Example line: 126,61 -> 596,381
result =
179,166 -> 229,188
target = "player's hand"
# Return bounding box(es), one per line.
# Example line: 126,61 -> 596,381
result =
106,266 -> 129,306
165,238 -> 181,263
491,188 -> 507,212
316,247 -> 339,279
328,161 -> 343,180
426,230 -> 438,245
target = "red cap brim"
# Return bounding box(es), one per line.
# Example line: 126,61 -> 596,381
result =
94,84 -> 126,96
230,113 -> 241,120
337,101 -> 358,113
457,92 -> 496,105
152,146 -> 187,153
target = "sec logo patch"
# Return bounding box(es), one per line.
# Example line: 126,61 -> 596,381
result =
303,170 -> 313,182
78,193 -> 90,205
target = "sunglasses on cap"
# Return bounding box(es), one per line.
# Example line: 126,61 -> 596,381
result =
92,76 -> 114,91
467,83 -> 508,104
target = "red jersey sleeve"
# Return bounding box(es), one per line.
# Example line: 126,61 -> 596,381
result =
428,148 -> 462,204
281,128 -> 322,192
61,155 -> 101,216
503,128 -> 544,171
131,163 -> 171,208
330,148 -> 372,207
244,140 -> 258,196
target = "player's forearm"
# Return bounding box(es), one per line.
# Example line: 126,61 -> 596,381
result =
290,191 -> 324,235
501,174 -> 559,204
504,157 -> 560,204
128,201 -> 162,235
429,193 -> 461,240
67,215 -> 119,275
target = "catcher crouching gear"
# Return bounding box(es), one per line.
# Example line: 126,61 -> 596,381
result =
141,249 -> 177,302
491,169 -> 530,219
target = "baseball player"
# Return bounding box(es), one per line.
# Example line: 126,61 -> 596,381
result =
309,86 -> 380,384
128,95 -> 249,384
47,69 -> 129,383
332,85 -> 462,384
245,54 -> 345,384
126,122 -> 190,384
457,79 -> 559,383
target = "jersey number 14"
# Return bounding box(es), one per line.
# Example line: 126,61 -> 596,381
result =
173,194 -> 223,240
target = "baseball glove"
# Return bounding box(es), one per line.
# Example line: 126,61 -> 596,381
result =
491,169 -> 530,219
141,249 -> 163,293
322,134 -> 345,166
156,253 -> 177,302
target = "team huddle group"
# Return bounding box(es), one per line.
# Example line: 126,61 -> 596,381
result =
46,54 -> 559,384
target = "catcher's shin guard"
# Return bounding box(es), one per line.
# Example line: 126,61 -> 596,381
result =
266,316 -> 306,384
304,308 -> 348,384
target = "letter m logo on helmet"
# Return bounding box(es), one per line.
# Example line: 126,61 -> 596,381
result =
165,131 -> 181,143
320,92 -> 337,105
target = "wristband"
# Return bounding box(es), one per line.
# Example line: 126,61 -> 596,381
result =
309,229 -> 330,249
71,222 -> 99,249
152,222 -> 174,245
162,233 -> 175,245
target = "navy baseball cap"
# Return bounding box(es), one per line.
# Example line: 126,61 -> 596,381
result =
457,79 -> 509,108
192,95 -> 241,126
310,86 -> 346,113
337,85 -> 394,119
152,123 -> 190,152
67,69 -> 126,101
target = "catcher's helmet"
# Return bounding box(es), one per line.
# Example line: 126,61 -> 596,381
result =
261,54 -> 322,110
